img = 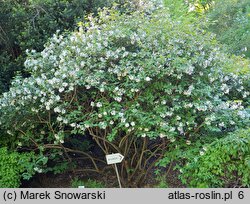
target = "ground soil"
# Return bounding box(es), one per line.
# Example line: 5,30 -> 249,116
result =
21,163 -> 185,188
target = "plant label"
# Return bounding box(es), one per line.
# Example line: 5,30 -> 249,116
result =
106,153 -> 124,165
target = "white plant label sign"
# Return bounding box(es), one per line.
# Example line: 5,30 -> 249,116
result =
106,153 -> 124,165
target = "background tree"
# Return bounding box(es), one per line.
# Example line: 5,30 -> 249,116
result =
207,0 -> 250,58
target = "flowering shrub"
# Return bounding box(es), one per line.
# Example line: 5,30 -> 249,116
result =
0,3 -> 249,186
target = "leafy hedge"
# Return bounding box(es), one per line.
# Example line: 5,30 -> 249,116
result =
0,147 -> 36,188
180,129 -> 250,187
